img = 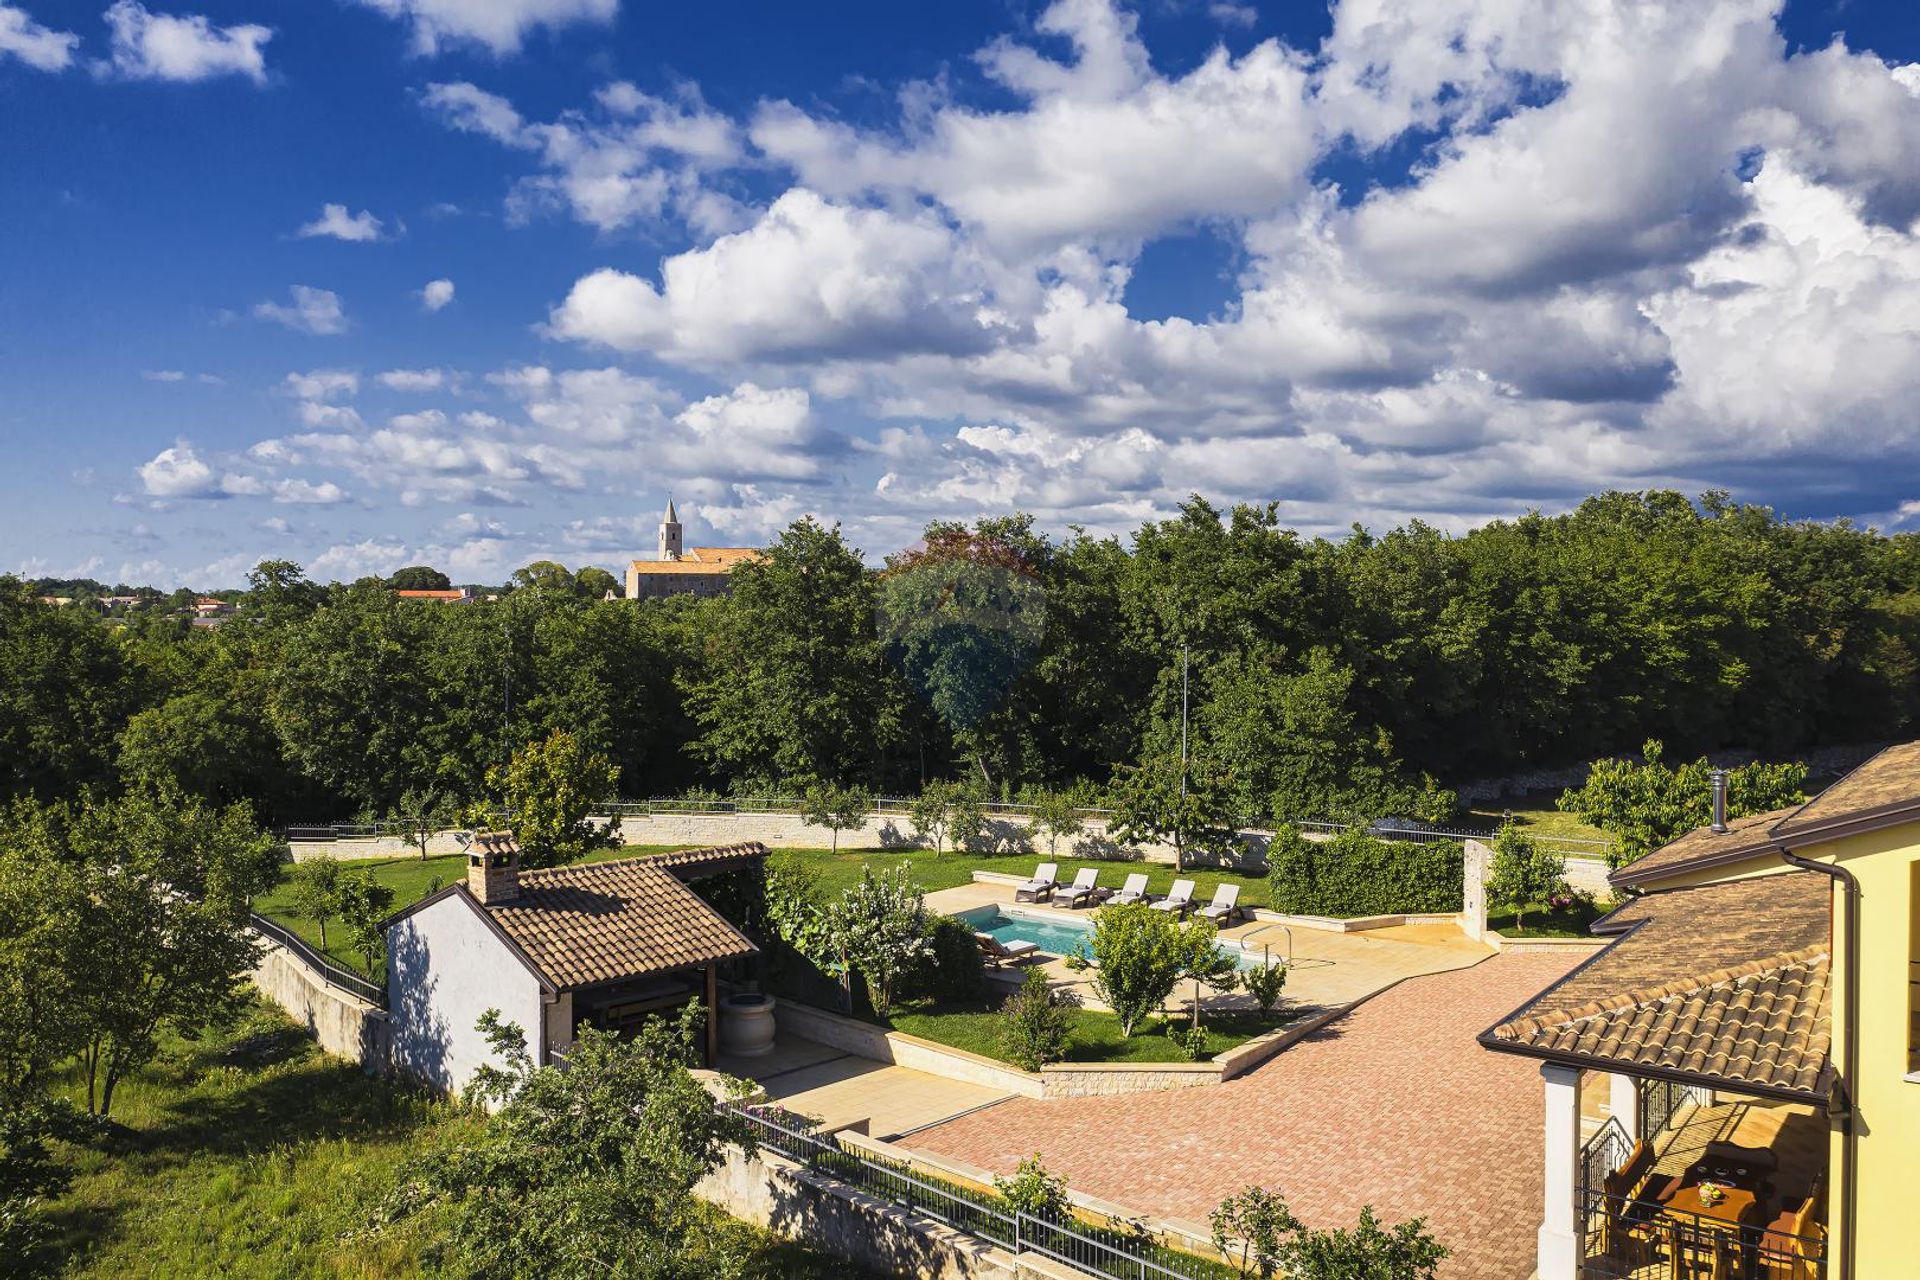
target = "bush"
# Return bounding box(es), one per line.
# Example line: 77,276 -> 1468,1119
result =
1241,961 -> 1288,1016
1179,1022 -> 1211,1062
1487,823 -> 1567,931
1000,969 -> 1070,1071
1089,903 -> 1238,1037
912,915 -> 986,1002
1263,828 -> 1461,917
994,1154 -> 1070,1219
1558,740 -> 1808,867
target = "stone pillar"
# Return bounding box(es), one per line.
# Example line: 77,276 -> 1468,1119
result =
1610,1072 -> 1642,1143
1460,839 -> 1491,942
1538,1062 -> 1583,1280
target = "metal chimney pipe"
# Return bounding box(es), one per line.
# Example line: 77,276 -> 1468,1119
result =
1708,768 -> 1729,833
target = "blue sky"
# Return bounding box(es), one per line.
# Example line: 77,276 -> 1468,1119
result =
3,0 -> 1920,587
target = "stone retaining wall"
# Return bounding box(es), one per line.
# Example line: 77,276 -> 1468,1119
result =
695,1143 -> 1039,1280
772,998 -> 1045,1098
249,931 -> 389,1066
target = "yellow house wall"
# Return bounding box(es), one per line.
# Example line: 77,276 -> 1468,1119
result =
1791,825 -> 1920,1278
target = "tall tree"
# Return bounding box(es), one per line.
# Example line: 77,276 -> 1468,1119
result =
683,519 -> 898,788
487,730 -> 621,869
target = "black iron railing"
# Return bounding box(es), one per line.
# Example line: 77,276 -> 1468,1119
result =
249,911 -> 387,1007
1578,1187 -> 1825,1280
724,1102 -> 1230,1280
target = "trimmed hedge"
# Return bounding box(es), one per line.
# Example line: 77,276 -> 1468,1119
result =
1264,828 -> 1463,917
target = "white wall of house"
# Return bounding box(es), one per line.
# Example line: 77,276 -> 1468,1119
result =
386,893 -> 544,1097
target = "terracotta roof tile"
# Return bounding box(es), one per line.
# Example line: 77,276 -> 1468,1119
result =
1483,872 -> 1832,1099
485,851 -> 759,990
627,547 -> 762,575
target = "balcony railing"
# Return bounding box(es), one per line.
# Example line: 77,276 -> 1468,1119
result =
1578,1187 -> 1825,1280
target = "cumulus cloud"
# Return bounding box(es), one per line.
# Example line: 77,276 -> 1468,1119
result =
297,204 -> 385,242
254,286 -> 348,335
421,78 -> 744,232
420,278 -> 455,310
354,0 -> 616,56
549,189 -> 998,363
135,442 -> 263,501
0,4 -> 77,71
378,368 -> 450,392
100,1 -> 271,84
123,0 -> 1920,573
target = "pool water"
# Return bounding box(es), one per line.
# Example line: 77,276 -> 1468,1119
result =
960,906 -> 1095,958
958,906 -> 1279,970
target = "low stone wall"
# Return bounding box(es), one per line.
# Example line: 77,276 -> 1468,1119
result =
1486,933 -> 1610,956
772,999 -> 1045,1099
1564,856 -> 1613,896
289,810 -> 1274,869
250,932 -> 389,1066
696,1142 -> 1034,1280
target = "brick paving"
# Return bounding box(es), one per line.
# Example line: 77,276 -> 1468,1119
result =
906,950 -> 1586,1280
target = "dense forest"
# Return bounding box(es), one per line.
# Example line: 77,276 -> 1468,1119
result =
5,490 -> 1917,827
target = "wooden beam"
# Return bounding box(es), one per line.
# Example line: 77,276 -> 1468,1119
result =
704,964 -> 719,1066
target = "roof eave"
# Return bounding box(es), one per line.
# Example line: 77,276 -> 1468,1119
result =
1475,1031 -> 1829,1104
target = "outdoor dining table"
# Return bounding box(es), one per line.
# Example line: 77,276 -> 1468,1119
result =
1652,1178 -> 1765,1280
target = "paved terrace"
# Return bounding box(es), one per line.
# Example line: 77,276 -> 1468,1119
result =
905,950 -> 1587,1280
927,881 -> 1497,1014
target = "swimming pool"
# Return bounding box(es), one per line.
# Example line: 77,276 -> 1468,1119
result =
958,905 -> 1095,958
957,905 -> 1281,970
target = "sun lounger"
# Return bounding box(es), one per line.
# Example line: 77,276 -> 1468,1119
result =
1014,862 -> 1059,902
1197,883 -> 1241,926
1150,878 -> 1196,918
1052,867 -> 1107,909
975,933 -> 1042,967
1110,873 -> 1150,907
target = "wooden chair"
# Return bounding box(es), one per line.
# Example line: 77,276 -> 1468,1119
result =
1760,1176 -> 1825,1280
1596,1140 -> 1660,1266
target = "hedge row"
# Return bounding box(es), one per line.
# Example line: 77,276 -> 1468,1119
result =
1264,828 -> 1463,916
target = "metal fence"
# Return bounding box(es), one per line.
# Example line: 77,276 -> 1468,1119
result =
1578,1187 -> 1826,1280
249,911 -> 387,1007
725,1102 -> 1228,1280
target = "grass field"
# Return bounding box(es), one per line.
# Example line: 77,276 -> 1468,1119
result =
882,995 -> 1290,1065
1486,896 -> 1610,938
1466,793 -> 1613,847
37,998 -> 857,1280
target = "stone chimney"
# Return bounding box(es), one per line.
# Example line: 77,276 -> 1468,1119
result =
467,831 -> 522,905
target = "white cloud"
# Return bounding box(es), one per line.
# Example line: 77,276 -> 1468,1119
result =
271,478 -> 349,505
378,367 -> 450,392
354,0 -> 616,56
549,189 -> 997,362
100,1 -> 271,85
135,441 -> 263,501
254,286 -> 348,335
297,204 -> 385,242
142,369 -> 185,382
281,369 -> 359,402
422,78 -> 744,233
309,538 -> 410,581
0,5 -> 77,71
420,278 -> 455,311
137,442 -> 216,498
752,0 -> 1318,253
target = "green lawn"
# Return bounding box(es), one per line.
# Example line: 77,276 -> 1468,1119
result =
881,994 -> 1291,1065
1468,793 -> 1612,847
1487,896 -> 1611,938
37,998 -> 855,1280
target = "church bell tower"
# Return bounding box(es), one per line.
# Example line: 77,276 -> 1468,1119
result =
657,497 -> 683,561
